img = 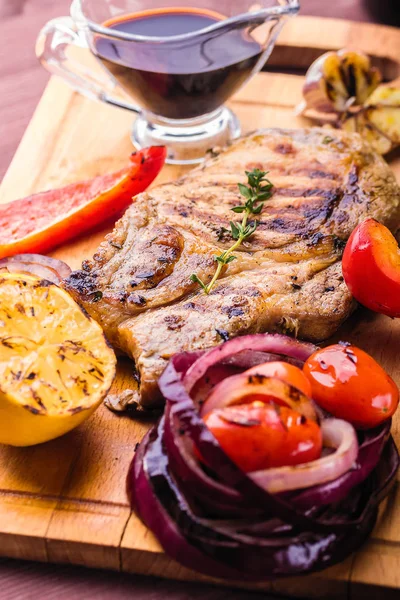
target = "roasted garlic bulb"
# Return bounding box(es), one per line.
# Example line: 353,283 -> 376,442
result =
302,50 -> 381,114
300,49 -> 400,154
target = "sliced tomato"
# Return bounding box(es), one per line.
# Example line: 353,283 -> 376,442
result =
244,361 -> 312,397
342,218 -> 400,317
303,343 -> 399,428
203,402 -> 322,473
0,146 -> 166,259
201,373 -> 317,422
201,360 -> 317,422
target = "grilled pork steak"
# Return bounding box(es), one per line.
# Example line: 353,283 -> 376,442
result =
65,128 -> 400,407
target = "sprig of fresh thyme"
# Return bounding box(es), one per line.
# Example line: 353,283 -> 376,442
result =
190,169 -> 273,294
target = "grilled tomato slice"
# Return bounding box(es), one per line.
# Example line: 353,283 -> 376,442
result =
0,273 -> 116,446
244,361 -> 312,397
204,402 -> 322,473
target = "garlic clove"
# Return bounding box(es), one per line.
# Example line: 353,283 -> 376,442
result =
367,107 -> 400,146
365,87 -> 400,146
303,52 -> 347,114
366,86 -> 400,107
338,50 -> 381,106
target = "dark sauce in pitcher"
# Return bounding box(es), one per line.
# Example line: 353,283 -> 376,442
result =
94,8 -> 263,119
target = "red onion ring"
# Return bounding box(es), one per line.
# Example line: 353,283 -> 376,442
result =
129,424 -> 247,581
250,419 -> 358,494
128,411 -> 393,581
0,254 -> 71,284
0,260 -> 62,284
163,402 -> 251,516
1,254 -> 72,279
220,350 -> 305,370
201,373 -> 317,422
183,334 -> 318,394
159,350 -> 380,533
285,420 -> 392,509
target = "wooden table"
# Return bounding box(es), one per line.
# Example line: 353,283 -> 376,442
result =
1,1 -> 399,599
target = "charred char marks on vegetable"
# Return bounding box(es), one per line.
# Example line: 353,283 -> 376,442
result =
345,348 -> 358,364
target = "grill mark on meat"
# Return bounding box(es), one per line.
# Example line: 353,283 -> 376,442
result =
306,232 -> 326,246
347,164 -> 359,188
260,192 -> 342,235
216,328 -> 230,341
128,294 -> 147,306
65,270 -> 98,301
308,170 -> 338,180
263,195 -> 339,217
262,163 -> 341,180
163,189 -> 342,246
182,302 -> 205,312
246,288 -> 262,297
273,187 -> 340,198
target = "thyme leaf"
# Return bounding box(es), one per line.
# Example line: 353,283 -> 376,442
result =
190,169 -> 273,294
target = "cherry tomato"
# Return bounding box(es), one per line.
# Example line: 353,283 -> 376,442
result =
303,344 -> 399,428
343,218 -> 400,317
244,361 -> 312,397
203,402 -> 322,472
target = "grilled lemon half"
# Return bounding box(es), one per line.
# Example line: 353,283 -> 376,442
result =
0,273 -> 116,446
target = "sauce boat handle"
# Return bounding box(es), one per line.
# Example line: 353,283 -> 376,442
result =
36,16 -> 140,113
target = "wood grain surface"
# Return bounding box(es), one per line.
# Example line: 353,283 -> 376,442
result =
1,5 -> 400,600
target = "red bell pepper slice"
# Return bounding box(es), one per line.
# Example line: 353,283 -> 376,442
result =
342,217 -> 400,317
0,146 -> 166,259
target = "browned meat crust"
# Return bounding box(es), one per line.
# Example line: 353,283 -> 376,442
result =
64,128 -> 400,407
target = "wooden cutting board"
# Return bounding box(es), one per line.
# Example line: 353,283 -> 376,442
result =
1,15 -> 400,600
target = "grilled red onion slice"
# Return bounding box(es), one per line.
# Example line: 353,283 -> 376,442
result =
0,254 -> 71,284
0,260 -> 62,284
129,410 -> 397,581
3,254 -> 72,278
285,420 -> 392,509
201,373 -> 317,421
128,334 -> 399,581
250,419 -> 358,494
129,425 -> 247,581
158,346 -> 389,533
183,334 -> 317,393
